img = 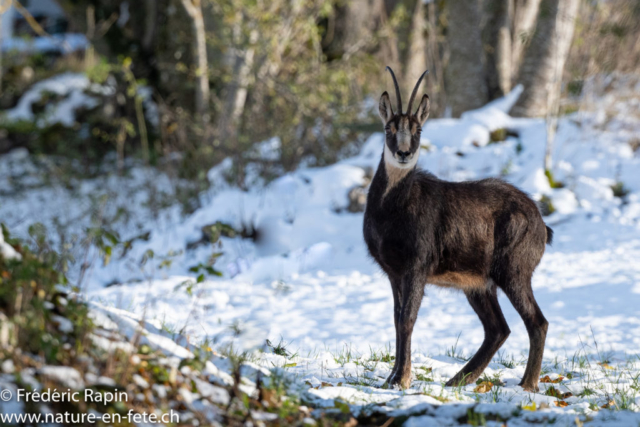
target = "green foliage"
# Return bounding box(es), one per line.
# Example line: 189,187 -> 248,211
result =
489,128 -> 507,143
201,0 -> 378,178
0,224 -> 92,364
611,182 -> 630,199
567,80 -> 584,97
415,366 -> 433,382
466,408 -> 487,426
544,169 -> 564,189
0,57 -> 158,176
539,195 -> 556,216
266,338 -> 291,357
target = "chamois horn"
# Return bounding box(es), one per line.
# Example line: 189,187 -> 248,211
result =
385,66 -> 403,114
407,70 -> 429,115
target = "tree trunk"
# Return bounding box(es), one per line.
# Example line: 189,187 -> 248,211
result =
404,0 -> 427,99
511,0 -> 579,117
0,0 -> 12,96
511,0 -> 542,79
445,0 -> 488,117
483,0 -> 513,99
425,1 -> 445,117
0,9 -> 3,97
322,0 -> 399,66
216,20 -> 257,142
142,0 -> 157,52
180,0 -> 210,117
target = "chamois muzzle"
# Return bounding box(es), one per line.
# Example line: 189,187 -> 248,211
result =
396,150 -> 411,163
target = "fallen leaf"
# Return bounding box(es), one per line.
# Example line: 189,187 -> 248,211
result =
473,381 -> 493,393
540,375 -> 564,383
539,402 -> 550,409
321,382 -> 334,387
544,386 -> 573,399
522,402 -> 537,411
555,400 -> 569,407
598,362 -> 614,370
283,362 -> 297,368
601,400 -> 616,409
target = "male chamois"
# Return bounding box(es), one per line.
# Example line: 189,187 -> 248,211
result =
363,67 -> 553,391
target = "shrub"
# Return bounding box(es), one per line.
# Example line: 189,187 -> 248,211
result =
0,224 -> 93,364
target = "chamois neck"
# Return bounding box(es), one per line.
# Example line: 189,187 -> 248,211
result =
381,144 -> 417,198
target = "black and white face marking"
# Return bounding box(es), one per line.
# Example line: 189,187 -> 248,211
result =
377,70 -> 430,174
383,115 -> 421,169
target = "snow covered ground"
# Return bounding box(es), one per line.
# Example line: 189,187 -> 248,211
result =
2,74 -> 640,424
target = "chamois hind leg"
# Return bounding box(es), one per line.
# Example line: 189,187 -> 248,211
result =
385,276 -> 402,385
500,276 -> 548,392
446,287 -> 510,387
385,273 -> 424,389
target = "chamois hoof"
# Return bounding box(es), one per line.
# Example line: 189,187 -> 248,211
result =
383,373 -> 411,390
519,381 -> 540,392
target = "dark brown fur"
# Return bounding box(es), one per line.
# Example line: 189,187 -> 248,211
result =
363,68 -> 552,391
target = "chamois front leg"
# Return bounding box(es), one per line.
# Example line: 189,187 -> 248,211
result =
385,273 -> 424,389
384,276 -> 402,386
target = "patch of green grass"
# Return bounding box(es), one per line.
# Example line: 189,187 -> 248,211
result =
477,372 -> 505,387
415,366 -> 433,382
344,373 -> 377,387
544,169 -> 564,189
266,337 -> 292,357
579,388 -> 597,397
611,182 -> 630,199
489,128 -> 507,143
446,333 -> 468,361
465,408 -> 488,426
539,195 -> 556,216
496,351 -> 517,369
333,344 -> 356,367
501,160 -> 513,176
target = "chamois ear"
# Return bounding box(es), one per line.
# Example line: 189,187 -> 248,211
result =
378,91 -> 394,124
414,94 -> 430,126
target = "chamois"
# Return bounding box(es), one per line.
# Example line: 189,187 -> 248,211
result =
363,67 -> 553,391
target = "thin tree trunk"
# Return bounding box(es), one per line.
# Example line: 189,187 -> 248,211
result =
512,0 -> 579,118
425,1 -> 445,117
0,12 -> 3,97
0,0 -> 12,96
215,13 -> 256,143
483,0 -> 513,99
445,0 -> 488,117
142,0 -> 157,52
511,0 -> 543,80
404,0 -> 427,100
180,0 -> 210,117
322,0 -> 399,69
230,30 -> 257,125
